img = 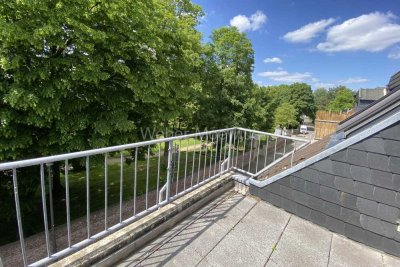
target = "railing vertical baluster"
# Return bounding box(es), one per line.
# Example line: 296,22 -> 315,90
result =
133,148 -> 138,215
214,134 -> 218,176
230,130 -> 236,168
242,131 -> 246,170
235,130 -> 240,167
227,130 -> 233,170
248,133 -> 254,172
203,134 -> 208,181
209,134 -> 214,178
197,135 -> 202,184
40,164 -> 51,257
176,140 -> 181,194
64,160 -> 71,248
119,153 -> 124,223
104,154 -> 108,230
273,137 -> 278,161
264,136 -> 269,167
218,133 -> 223,175
290,145 -> 297,167
223,132 -> 227,163
166,141 -> 173,201
12,169 -> 27,266
47,164 -> 56,253
146,145 -> 150,210
255,136 -> 260,173
86,157 -> 90,238
156,144 -> 161,204
283,138 -> 287,155
191,138 -> 196,187
183,139 -> 189,191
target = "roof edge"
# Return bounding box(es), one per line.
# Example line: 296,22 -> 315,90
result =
249,109 -> 400,188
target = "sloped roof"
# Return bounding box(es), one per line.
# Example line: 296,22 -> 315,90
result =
358,88 -> 386,101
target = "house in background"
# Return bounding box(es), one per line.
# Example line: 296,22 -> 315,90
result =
356,87 -> 387,111
388,70 -> 400,92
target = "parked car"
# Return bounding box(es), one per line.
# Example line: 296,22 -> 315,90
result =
300,125 -> 308,134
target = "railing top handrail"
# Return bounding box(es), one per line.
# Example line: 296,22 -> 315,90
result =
236,127 -> 310,142
0,127 -> 308,171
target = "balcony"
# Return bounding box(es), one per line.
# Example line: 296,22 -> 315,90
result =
0,128 -> 308,266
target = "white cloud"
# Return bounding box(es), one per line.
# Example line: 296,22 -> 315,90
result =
283,18 -> 336,43
317,12 -> 400,52
263,57 -> 283,64
230,10 -> 267,32
258,69 -> 312,83
315,82 -> 336,88
388,46 -> 400,59
339,77 -> 369,84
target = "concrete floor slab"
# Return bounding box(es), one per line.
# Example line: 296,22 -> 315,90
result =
117,191 -> 400,267
269,216 -> 332,267
328,234 -> 383,267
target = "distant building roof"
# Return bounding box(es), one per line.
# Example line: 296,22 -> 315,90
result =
358,87 -> 386,101
388,71 -> 400,92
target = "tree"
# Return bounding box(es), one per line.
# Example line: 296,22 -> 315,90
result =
327,87 -> 355,112
285,83 -> 316,120
0,0 -> 203,241
195,27 -> 254,130
273,103 -> 298,128
0,0 -> 202,164
314,88 -> 332,111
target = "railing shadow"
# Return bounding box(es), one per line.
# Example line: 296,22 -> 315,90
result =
119,192 -> 247,266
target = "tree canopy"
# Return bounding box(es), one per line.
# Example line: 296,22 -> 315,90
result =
313,86 -> 355,112
273,103 -> 298,128
194,27 -> 255,129
0,0 -> 203,160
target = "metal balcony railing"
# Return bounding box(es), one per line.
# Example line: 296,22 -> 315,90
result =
0,127 -> 309,266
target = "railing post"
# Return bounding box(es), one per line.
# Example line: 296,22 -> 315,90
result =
166,140 -> 174,201
46,163 -> 57,254
227,130 -> 233,170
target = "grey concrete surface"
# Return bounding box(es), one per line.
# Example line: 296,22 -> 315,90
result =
117,191 -> 400,267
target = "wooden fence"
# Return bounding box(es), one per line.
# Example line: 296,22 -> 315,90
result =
314,110 -> 354,139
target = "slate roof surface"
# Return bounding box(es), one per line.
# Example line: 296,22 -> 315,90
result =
258,135 -> 331,180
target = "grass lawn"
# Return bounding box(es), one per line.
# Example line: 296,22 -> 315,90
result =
53,145 -> 223,226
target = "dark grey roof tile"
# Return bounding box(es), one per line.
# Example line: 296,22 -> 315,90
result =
368,153 -> 390,172
360,214 -> 396,238
339,192 -> 358,210
371,169 -> 400,190
362,138 -> 386,154
355,182 -> 374,199
373,187 -> 397,206
356,197 -> 379,218
320,186 -> 340,204
332,161 -> 352,178
378,203 -> 400,223
389,156 -> 400,174
334,176 -> 356,194
384,140 -> 400,156
350,165 -> 372,183
341,207 -> 362,227
326,216 -> 345,235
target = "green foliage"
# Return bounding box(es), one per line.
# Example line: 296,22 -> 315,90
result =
273,103 -> 298,128
327,87 -> 355,112
0,0 -> 203,160
313,88 -> 333,111
262,83 -> 316,124
195,27 -> 255,129
314,86 -> 355,112
0,0 -> 203,243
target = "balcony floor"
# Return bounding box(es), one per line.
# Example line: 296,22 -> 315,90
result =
117,191 -> 400,267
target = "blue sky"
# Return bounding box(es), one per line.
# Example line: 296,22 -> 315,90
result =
193,0 -> 400,90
